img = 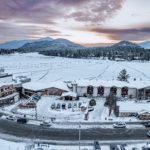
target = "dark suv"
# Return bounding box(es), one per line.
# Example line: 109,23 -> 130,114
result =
93,141 -> 101,150
17,118 -> 27,124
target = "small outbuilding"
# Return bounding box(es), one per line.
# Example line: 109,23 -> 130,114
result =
61,91 -> 77,100
138,111 -> 150,120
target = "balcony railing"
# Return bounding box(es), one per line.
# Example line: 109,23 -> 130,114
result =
0,90 -> 15,98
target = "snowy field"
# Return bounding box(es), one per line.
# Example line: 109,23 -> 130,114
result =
0,53 -> 150,82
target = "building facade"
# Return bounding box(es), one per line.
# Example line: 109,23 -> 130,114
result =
72,80 -> 150,99
0,83 -> 19,106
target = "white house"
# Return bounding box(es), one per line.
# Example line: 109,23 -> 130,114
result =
71,79 -> 150,99
60,91 -> 77,100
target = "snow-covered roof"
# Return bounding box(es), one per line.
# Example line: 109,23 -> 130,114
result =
50,81 -> 70,92
61,91 -> 77,98
72,79 -> 149,89
138,110 -> 150,115
118,101 -> 150,113
22,81 -> 70,91
0,82 -> 13,87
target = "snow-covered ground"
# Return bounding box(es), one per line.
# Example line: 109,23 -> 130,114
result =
118,100 -> 150,113
0,53 -> 150,82
6,96 -> 106,122
1,53 -> 150,124
0,138 -> 150,150
1,53 -> 150,149
0,139 -> 25,150
1,95 -> 150,125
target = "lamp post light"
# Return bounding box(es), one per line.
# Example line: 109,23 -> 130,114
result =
35,104 -> 37,120
79,122 -> 81,150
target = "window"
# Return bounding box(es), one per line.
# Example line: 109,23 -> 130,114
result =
87,86 -> 93,95
98,86 -> 104,96
110,86 -> 117,95
121,87 -> 128,97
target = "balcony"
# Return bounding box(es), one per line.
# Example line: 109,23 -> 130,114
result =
0,90 -> 15,98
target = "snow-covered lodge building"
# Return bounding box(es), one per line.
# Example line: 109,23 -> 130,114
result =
72,80 -> 150,100
22,81 -> 70,97
21,79 -> 150,100
0,69 -> 19,106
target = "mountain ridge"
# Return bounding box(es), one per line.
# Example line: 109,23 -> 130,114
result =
18,38 -> 84,52
0,37 -> 53,49
1,38 -> 150,50
138,41 -> 150,49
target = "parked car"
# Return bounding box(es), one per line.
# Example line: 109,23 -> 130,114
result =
143,122 -> 150,127
51,103 -> 55,109
93,141 -> 101,150
142,146 -> 150,150
36,148 -> 44,150
40,120 -> 51,127
129,113 -> 138,117
78,102 -> 82,108
32,95 -> 41,101
68,103 -> 72,109
147,130 -> 150,137
132,147 -> 139,150
6,115 -> 16,121
110,144 -> 120,150
73,103 -> 77,108
62,103 -> 66,109
56,103 -> 61,109
17,118 -> 27,124
113,122 -> 126,128
120,144 -> 127,150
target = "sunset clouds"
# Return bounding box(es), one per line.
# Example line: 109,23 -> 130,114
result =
83,26 -> 150,41
0,0 -> 149,44
0,0 -> 124,23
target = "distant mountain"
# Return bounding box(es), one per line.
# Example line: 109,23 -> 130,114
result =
112,41 -> 141,48
0,39 -> 34,49
36,37 -> 53,42
18,38 -> 84,52
138,41 -> 150,49
0,37 -> 53,49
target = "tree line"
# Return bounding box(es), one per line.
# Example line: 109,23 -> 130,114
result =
39,46 -> 150,61
1,45 -> 150,61
0,49 -> 16,55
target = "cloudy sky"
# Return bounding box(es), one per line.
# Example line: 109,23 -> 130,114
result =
0,0 -> 150,45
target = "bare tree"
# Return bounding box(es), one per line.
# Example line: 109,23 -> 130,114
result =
105,94 -> 117,116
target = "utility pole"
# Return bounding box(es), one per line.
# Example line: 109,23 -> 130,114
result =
79,122 -> 81,150
35,104 -> 37,120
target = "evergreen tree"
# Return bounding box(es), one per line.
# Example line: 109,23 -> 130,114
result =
105,94 -> 117,116
117,69 -> 129,82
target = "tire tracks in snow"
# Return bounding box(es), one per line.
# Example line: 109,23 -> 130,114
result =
38,69 -> 50,81
120,64 -> 150,81
87,62 -> 115,80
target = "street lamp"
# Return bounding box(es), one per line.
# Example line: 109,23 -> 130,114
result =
79,107 -> 82,150
35,104 -> 37,120
79,123 -> 81,150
